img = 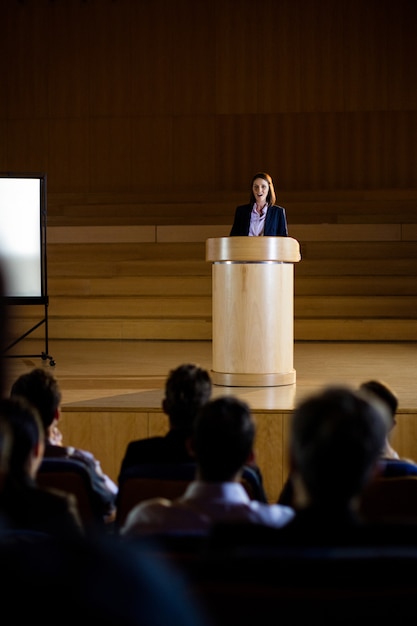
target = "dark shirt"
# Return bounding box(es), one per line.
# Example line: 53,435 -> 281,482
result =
119,429 -> 193,479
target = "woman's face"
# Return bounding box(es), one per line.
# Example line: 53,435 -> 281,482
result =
252,177 -> 269,205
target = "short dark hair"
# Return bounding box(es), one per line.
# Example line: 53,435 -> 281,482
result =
10,368 -> 62,430
290,386 -> 388,504
249,172 -> 276,206
193,396 -> 255,482
359,380 -> 398,422
0,396 -> 44,478
164,364 -> 212,430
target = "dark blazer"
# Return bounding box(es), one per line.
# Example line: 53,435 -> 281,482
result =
118,429 -> 193,481
230,204 -> 288,237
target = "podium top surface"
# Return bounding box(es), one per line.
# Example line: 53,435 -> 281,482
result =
205,236 -> 301,263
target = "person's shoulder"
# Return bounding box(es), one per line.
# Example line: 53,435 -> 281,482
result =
380,457 -> 417,477
121,497 -> 173,535
123,437 -> 167,464
126,436 -> 165,452
249,501 -> 295,526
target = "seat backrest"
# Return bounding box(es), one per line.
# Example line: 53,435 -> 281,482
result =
116,463 -> 196,528
37,458 -> 102,528
359,476 -> 417,523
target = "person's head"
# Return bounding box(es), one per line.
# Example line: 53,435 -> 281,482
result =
289,386 -> 389,509
0,396 -> 45,480
359,380 -> 398,430
192,396 -> 255,482
163,363 -> 212,431
249,172 -> 276,207
10,367 -> 62,432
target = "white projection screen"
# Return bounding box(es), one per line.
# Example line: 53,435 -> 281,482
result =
0,173 -> 47,302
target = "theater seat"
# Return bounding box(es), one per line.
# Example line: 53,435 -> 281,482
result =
359,475 -> 417,524
37,458 -> 104,529
116,463 -> 195,528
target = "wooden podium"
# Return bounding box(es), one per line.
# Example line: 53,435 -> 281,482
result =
206,237 -> 301,387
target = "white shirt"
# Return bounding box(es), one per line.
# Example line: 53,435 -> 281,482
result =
249,203 -> 268,236
121,481 -> 295,536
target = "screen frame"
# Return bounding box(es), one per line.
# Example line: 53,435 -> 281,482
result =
0,172 -> 48,305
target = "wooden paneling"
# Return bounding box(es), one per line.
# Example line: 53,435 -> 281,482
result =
48,119 -> 90,192
46,2 -> 91,118
58,404 -> 417,500
342,0 -> 389,111
3,1 -> 49,119
5,119 -> 49,173
2,1 -> 417,193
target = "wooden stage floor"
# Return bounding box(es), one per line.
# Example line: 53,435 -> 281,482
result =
4,338 -> 417,412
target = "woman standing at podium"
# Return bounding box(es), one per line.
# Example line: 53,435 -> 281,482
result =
230,172 -> 288,237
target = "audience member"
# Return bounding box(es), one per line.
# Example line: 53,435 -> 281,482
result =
0,529 -> 211,626
121,396 -> 294,537
119,363 -> 212,474
360,379 -> 417,476
10,367 -> 117,523
212,385 -> 395,553
259,385 -> 393,547
0,396 -> 83,538
118,363 -> 268,502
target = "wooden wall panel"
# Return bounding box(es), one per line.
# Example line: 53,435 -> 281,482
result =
131,116 -> 173,192
5,118 -> 49,174
90,117 -> 132,191
214,0 -> 258,115
88,0 -> 133,118
4,1 -> 49,119
47,2 -> 91,118
298,0 -> 345,112
215,115 -> 262,191
261,0 -> 303,114
172,116 -> 217,189
386,112 -> 417,187
130,0 -> 175,116
342,0 -> 389,111
48,118 -> 90,192
170,1 -> 216,116
386,1 -> 417,110
2,0 -> 417,193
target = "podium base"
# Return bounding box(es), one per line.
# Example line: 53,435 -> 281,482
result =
211,369 -> 296,388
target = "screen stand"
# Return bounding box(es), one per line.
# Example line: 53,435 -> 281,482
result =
3,298 -> 55,366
